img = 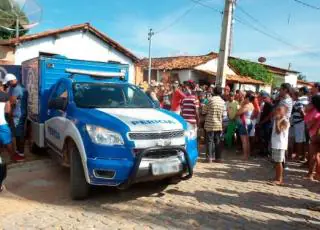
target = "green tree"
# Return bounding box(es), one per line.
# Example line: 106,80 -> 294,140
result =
229,58 -> 274,84
0,0 -> 29,40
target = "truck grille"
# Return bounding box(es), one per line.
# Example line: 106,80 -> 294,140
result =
144,149 -> 180,159
128,130 -> 184,140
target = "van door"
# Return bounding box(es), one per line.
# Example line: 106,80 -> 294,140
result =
45,82 -> 69,152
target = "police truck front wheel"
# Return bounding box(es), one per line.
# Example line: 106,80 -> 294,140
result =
70,147 -> 90,200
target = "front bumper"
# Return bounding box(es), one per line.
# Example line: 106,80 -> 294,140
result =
87,145 -> 197,187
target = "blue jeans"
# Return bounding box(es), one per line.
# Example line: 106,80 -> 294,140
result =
12,116 -> 26,155
206,131 -> 222,160
12,116 -> 26,137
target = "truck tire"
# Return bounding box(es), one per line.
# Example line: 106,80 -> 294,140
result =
70,146 -> 90,200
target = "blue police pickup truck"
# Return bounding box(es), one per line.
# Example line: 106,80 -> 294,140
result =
22,54 -> 198,199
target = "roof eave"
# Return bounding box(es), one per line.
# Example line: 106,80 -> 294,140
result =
0,23 -> 139,62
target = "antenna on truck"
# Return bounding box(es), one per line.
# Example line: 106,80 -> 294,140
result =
65,68 -> 126,81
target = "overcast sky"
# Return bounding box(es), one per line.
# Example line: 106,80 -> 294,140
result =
32,0 -> 320,81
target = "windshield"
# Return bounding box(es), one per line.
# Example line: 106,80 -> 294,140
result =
72,83 -> 154,108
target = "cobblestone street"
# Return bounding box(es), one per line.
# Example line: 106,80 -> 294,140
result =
0,152 -> 320,230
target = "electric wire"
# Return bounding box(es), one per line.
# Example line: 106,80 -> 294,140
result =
293,0 -> 320,10
192,0 -> 319,56
154,3 -> 197,34
189,0 -> 223,14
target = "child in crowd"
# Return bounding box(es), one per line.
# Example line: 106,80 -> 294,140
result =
270,105 -> 290,185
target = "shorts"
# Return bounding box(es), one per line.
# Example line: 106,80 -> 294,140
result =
12,117 -> 26,137
294,122 -> 306,143
238,123 -> 253,136
272,149 -> 286,163
0,124 -> 12,145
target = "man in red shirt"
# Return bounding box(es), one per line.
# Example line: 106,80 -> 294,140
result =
171,81 -> 185,114
180,82 -> 200,127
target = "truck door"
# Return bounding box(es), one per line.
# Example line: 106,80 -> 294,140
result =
45,82 -> 69,152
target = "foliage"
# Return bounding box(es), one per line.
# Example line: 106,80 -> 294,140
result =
229,59 -> 274,84
297,74 -> 306,81
0,0 -> 29,40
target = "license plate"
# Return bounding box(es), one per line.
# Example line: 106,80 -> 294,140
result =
151,161 -> 181,176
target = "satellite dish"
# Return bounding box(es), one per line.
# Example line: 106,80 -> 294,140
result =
258,57 -> 267,63
0,0 -> 42,39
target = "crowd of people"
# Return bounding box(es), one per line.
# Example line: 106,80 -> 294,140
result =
142,80 -> 320,186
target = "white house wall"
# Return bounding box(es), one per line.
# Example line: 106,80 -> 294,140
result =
178,70 -> 191,82
14,31 -> 135,83
285,73 -> 298,88
194,59 -> 237,75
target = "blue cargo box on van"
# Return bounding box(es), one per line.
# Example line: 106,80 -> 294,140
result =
22,54 -> 129,147
22,54 -> 129,123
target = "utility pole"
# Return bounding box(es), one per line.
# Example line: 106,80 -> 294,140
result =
216,0 -> 235,87
148,28 -> 154,84
16,17 -> 19,39
228,0 -> 236,56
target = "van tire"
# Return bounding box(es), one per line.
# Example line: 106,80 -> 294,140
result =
70,146 -> 90,200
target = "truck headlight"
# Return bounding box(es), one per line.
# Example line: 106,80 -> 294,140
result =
185,123 -> 197,140
86,125 -> 124,146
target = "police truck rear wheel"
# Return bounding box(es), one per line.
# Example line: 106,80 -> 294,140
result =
70,147 -> 90,200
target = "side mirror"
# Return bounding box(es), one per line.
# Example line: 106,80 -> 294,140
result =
48,97 -> 68,111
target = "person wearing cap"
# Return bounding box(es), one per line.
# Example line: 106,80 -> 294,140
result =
171,81 -> 185,114
291,87 -> 309,162
5,74 -> 28,162
256,91 -> 273,156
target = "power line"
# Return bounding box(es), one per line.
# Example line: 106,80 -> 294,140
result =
236,6 -> 299,51
237,5 -> 276,33
235,5 -> 319,56
192,0 -> 319,56
293,0 -> 320,10
234,16 -> 319,56
154,0 -> 223,35
189,0 -> 223,14
154,4 -> 197,34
